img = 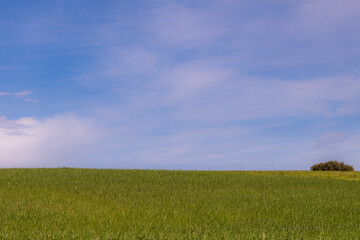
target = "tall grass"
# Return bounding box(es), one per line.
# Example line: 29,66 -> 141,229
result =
0,169 -> 359,239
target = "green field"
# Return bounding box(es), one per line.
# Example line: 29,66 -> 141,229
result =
0,169 -> 359,239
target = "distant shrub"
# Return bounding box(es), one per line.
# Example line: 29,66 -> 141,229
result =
310,161 -> 354,171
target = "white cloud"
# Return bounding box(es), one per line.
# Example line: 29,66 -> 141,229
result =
0,114 -> 102,168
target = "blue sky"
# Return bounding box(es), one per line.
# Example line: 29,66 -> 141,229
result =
1,0 -> 360,170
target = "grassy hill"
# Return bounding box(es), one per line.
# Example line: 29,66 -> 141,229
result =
0,169 -> 359,239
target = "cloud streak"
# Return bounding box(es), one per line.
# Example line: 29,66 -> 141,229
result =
0,90 -> 39,103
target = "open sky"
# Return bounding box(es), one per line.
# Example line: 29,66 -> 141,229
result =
1,0 -> 360,170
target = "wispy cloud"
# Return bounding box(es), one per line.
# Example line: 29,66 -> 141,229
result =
175,75 -> 360,121
14,90 -> 32,96
162,62 -> 231,100
319,132 -> 345,145
0,90 -> 39,103
145,2 -> 223,47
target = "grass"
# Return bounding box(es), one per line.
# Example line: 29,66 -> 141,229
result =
0,169 -> 359,239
